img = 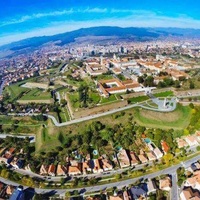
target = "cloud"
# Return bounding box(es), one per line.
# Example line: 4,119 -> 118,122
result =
1,10 -> 200,46
0,7 -> 108,27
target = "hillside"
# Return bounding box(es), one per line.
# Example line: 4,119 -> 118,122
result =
1,26 -> 200,57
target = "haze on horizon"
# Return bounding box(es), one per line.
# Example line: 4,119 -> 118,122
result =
1,0 -> 200,46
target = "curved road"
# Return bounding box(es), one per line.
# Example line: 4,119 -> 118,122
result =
0,154 -> 199,197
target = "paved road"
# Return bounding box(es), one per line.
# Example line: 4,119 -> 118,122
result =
1,154 -> 199,197
0,134 -> 35,143
11,161 -> 155,182
171,172 -> 179,200
45,97 -> 177,127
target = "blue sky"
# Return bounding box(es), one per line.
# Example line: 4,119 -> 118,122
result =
0,0 -> 200,45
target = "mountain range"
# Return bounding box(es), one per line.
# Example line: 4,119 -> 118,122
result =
1,26 -> 200,58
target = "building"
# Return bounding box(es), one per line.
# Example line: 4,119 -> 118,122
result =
166,69 -> 190,81
185,170 -> 200,190
159,176 -> 172,191
180,187 -> 200,200
85,61 -> 108,76
9,186 -> 25,200
129,184 -> 147,200
82,161 -> 92,175
40,165 -> 48,175
146,152 -> 156,161
129,151 -> 139,166
92,159 -> 104,173
48,164 -> 56,176
117,149 -> 130,168
147,179 -> 157,195
100,158 -> 113,171
138,154 -> 148,163
153,147 -> 163,159
161,141 -> 170,154
68,165 -> 82,176
176,138 -> 188,149
184,135 -> 199,147
56,165 -> 67,176
97,78 -> 142,98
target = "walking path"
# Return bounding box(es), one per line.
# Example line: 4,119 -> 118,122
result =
44,97 -> 177,127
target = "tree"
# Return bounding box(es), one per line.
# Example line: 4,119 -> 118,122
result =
189,81 -> 195,89
144,76 -> 154,87
162,153 -> 174,165
60,99 -> 67,106
115,173 -> 122,180
174,80 -> 181,88
138,76 -> 144,83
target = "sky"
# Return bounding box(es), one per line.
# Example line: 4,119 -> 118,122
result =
0,0 -> 200,46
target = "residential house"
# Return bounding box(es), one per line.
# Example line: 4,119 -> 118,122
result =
109,196 -> 123,200
185,170 -> 200,190
117,149 -> 130,168
82,161 -> 92,175
184,135 -> 199,147
180,187 -> 200,200
100,158 -> 113,171
159,176 -> 172,191
129,151 -> 139,166
195,131 -> 200,143
146,152 -> 156,161
40,165 -> 48,175
147,179 -> 157,195
138,154 -> 148,163
85,62 -> 108,76
166,68 -> 189,81
11,158 -> 24,169
123,190 -> 130,200
176,138 -> 188,149
93,159 -> 103,173
3,148 -> 15,160
153,147 -> 163,159
68,165 -> 82,176
48,164 -> 56,176
56,164 -> 67,176
112,67 -> 122,75
161,141 -> 170,154
6,185 -> 14,195
129,184 -> 147,200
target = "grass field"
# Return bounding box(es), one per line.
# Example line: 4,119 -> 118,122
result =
128,95 -> 149,104
20,88 -> 51,100
4,83 -> 29,102
134,104 -> 192,130
68,91 -> 101,109
96,74 -> 113,81
36,131 -> 60,152
154,91 -> 174,97
100,94 -> 118,104
0,115 -> 42,134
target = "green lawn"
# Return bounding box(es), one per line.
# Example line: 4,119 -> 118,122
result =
96,74 -> 114,81
134,104 -> 192,130
69,91 -> 101,108
36,127 -> 61,152
100,94 -> 117,104
89,92 -> 101,104
4,83 -> 29,102
154,91 -> 174,97
128,95 -> 149,104
20,88 -> 51,100
68,92 -> 80,109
